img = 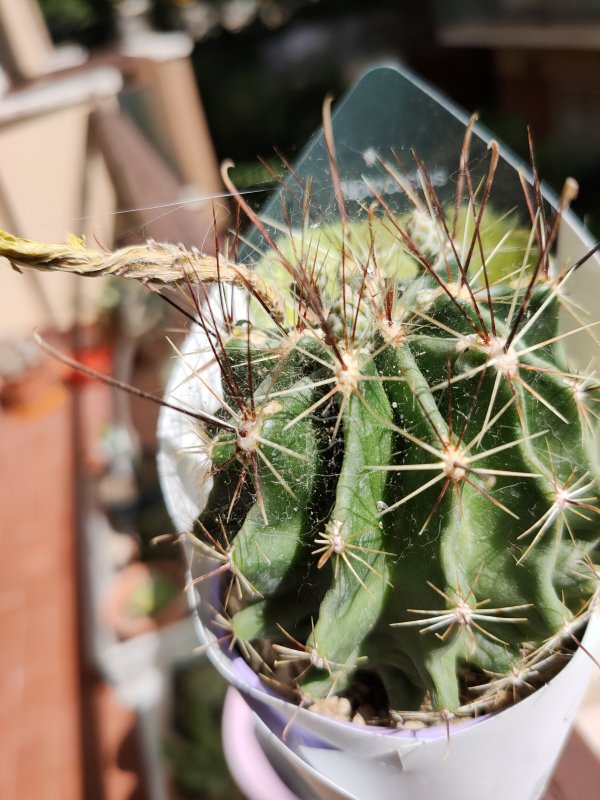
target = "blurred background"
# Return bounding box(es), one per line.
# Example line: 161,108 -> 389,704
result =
1,2 -> 600,798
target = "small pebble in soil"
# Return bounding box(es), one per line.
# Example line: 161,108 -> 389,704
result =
401,719 -> 427,731
309,696 -> 352,721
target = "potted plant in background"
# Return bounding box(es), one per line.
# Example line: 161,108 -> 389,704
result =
101,557 -> 187,640
1,65 -> 599,800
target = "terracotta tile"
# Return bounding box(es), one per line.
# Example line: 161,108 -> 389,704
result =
546,730 -> 600,799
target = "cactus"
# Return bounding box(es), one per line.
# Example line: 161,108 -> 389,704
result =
193,138 -> 600,718
2,124 -> 600,723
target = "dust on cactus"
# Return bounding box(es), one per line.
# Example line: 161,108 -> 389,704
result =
2,114 -> 600,724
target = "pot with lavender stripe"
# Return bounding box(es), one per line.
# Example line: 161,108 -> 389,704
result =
155,66 -> 600,800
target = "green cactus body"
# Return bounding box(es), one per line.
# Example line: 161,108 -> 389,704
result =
195,197 -> 600,718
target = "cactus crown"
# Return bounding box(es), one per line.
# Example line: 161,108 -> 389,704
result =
184,121 -> 600,723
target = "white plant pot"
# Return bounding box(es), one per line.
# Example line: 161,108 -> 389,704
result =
260,615 -> 600,800
156,64 -> 600,800
220,619 -> 600,800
